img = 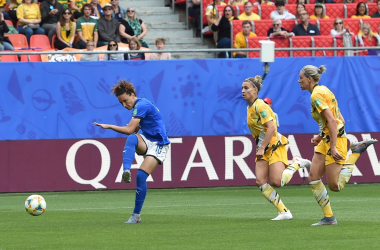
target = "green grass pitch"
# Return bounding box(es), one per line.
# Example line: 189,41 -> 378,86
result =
1,183 -> 379,250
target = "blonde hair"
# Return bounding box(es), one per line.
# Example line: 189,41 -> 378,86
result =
301,65 -> 326,82
361,23 -> 373,41
126,7 -> 138,21
244,76 -> 263,91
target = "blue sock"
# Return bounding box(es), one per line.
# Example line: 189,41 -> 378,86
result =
123,134 -> 138,171
133,170 -> 149,214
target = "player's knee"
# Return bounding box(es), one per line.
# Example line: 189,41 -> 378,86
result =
271,180 -> 281,188
256,179 -> 266,187
308,172 -> 319,182
124,134 -> 138,149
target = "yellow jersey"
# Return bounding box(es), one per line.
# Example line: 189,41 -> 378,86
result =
238,12 -> 261,20
310,85 -> 345,138
247,99 -> 288,152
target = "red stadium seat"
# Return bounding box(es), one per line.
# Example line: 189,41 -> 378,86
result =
253,19 -> 272,37
345,3 -> 358,19
286,0 -> 298,4
367,3 -> 378,16
335,35 -> 356,56
202,0 -> 214,25
30,34 -> 53,50
260,5 -> 276,20
20,54 -> 42,62
174,0 -> 186,4
334,0 -> 344,3
269,37 -> 290,57
7,34 -> 29,50
343,18 -> 361,34
281,19 -> 296,32
247,36 -> 267,58
291,36 -> 312,57
318,19 -> 334,36
313,35 -> 335,57
4,20 -> 14,27
325,3 -> 344,19
0,53 -> 19,62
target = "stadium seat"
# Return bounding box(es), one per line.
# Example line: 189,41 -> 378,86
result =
291,36 -> 312,57
253,19 -> 272,37
313,35 -> 335,57
269,37 -> 290,57
4,20 -> 13,27
20,54 -> 42,62
318,19 -> 334,36
335,35 -> 356,56
364,18 -> 380,32
7,34 -> 29,50
174,0 -> 186,5
247,36 -> 267,58
260,5 -> 276,20
367,3 -> 378,16
286,0 -> 298,4
202,0 -> 214,26
0,53 -> 19,62
30,34 -> 52,50
281,19 -> 296,32
346,3 -> 358,19
343,18 -> 361,35
334,0 -> 344,3
325,4 -> 345,19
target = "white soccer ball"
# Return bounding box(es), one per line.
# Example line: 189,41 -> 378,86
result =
25,195 -> 46,216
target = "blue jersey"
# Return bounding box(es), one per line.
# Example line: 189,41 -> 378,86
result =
132,98 -> 170,145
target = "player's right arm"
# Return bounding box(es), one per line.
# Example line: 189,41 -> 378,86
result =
94,117 -> 141,135
256,120 -> 275,159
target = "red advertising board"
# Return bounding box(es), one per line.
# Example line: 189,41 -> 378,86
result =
0,133 -> 379,193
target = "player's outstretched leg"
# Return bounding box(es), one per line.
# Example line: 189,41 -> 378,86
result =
125,169 -> 149,224
122,134 -> 139,184
281,156 -> 311,187
310,179 -> 337,226
338,139 -> 378,190
259,183 -> 292,220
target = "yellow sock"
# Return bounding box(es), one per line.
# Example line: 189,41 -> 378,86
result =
281,163 -> 300,187
338,153 -> 360,190
310,180 -> 333,217
259,183 -> 288,213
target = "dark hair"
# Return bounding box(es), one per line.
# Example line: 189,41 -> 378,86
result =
59,8 -> 73,27
224,5 -> 235,17
107,40 -> 118,51
355,2 -> 367,16
242,20 -> 252,27
112,80 -> 136,97
81,3 -> 94,14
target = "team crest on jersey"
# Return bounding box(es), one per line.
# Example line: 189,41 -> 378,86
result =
314,99 -> 322,107
260,110 -> 267,118
133,109 -> 137,116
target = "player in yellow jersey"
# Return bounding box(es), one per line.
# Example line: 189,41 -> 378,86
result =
242,76 -> 312,221
297,65 -> 378,226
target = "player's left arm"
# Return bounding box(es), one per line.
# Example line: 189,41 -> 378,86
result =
94,117 -> 141,135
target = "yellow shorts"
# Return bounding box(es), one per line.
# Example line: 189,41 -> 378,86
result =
256,144 -> 289,166
315,136 -> 347,165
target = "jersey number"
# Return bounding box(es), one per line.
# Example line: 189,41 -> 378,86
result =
155,145 -> 163,154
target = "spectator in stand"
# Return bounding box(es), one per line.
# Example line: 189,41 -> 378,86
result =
330,17 -> 354,36
1,0 -> 11,20
238,1 -> 260,20
40,0 -> 64,43
292,10 -> 320,36
76,4 -> 98,49
211,5 -> 238,58
343,0 -> 354,3
351,2 -> 370,18
97,3 -> 120,47
80,40 -> 99,61
119,7 -> 149,48
270,1 -> 295,20
55,8 -> 79,49
91,0 -> 105,19
126,37 -> 145,60
70,0 -> 86,19
267,18 -> 294,37
371,1 -> 380,18
57,0 -> 69,9
233,20 -> 256,58
99,0 -> 111,7
111,0 -> 126,23
254,0 -> 274,6
358,23 -> 380,47
0,12 -> 14,50
8,0 -> 22,22
103,39 -> 124,60
296,3 -> 306,19
296,0 -> 305,4
204,0 -> 226,35
17,0 -> 45,44
314,0 -> 336,4
310,3 -> 329,19
228,0 -> 248,5
188,0 -> 200,19
149,38 -> 171,60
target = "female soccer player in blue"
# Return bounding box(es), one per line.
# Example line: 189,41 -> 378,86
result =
94,80 -> 170,224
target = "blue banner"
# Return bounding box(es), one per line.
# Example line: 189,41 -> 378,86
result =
1,56 -> 379,140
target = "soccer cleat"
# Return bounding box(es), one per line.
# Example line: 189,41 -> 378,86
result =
311,216 -> 337,226
292,156 -> 311,169
350,139 -> 378,154
271,210 -> 293,221
122,170 -> 131,184
124,213 -> 141,224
